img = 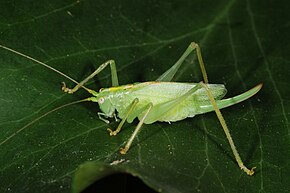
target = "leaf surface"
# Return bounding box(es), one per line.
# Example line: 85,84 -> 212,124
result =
0,0 -> 289,192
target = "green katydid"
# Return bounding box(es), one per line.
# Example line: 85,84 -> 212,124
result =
0,42 -> 262,176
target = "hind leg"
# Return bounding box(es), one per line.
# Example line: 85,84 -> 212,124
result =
156,42 -> 208,83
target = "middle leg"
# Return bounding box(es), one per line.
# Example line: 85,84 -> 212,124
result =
120,103 -> 153,154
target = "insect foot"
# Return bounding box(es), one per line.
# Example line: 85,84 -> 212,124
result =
242,166 -> 256,176
120,147 -> 128,155
61,82 -> 74,94
107,128 -> 118,136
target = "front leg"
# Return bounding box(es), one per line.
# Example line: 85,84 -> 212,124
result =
62,59 -> 119,94
107,98 -> 139,136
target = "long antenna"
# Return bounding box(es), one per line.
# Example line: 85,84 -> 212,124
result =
0,44 -> 91,92
0,98 -> 90,146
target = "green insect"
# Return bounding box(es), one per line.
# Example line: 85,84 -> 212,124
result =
0,42 -> 262,176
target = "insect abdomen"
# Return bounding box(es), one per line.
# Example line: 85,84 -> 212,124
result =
109,82 -> 227,123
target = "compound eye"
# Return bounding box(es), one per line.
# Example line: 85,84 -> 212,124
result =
98,97 -> 105,104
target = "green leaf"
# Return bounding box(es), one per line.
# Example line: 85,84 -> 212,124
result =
1,0 -> 289,192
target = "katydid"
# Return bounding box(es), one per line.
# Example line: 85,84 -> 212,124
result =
0,42 -> 262,176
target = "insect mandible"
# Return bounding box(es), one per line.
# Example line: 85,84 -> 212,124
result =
0,42 -> 262,176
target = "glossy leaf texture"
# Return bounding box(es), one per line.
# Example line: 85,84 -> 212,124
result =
0,0 -> 289,192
